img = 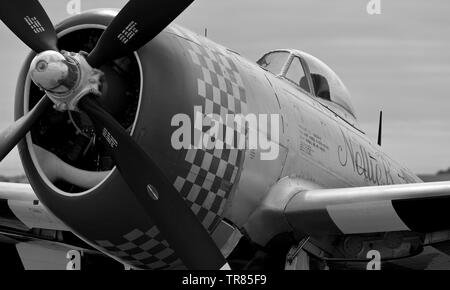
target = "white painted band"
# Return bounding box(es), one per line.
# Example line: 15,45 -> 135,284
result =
327,200 -> 410,234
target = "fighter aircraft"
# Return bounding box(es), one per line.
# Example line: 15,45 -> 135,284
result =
0,0 -> 450,270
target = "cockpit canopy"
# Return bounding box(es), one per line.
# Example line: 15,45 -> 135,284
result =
257,49 -> 357,125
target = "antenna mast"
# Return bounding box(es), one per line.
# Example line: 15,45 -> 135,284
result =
377,111 -> 383,146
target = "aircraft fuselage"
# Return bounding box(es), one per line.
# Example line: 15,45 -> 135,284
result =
14,10 -> 421,269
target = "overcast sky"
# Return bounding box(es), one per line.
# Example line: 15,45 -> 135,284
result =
0,0 -> 449,175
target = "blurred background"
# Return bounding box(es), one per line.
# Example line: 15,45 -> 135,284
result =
0,0 -> 449,180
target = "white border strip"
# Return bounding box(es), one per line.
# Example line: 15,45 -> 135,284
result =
327,200 -> 410,234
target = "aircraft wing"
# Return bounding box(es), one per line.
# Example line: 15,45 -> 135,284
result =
0,182 -> 124,269
0,182 -> 68,231
285,181 -> 450,236
245,178 -> 450,245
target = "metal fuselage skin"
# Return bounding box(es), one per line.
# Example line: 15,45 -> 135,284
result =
14,10 -> 420,269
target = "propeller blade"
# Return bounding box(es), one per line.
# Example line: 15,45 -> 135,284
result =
0,96 -> 52,162
87,0 -> 194,67
79,96 -> 228,270
0,0 -> 58,52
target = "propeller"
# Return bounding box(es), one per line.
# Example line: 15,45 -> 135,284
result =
79,97 -> 227,270
0,0 -> 228,269
0,96 -> 52,162
0,0 -> 58,52
0,0 -> 58,162
87,0 -> 194,68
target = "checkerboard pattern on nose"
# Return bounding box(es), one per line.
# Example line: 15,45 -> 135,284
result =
94,26 -> 249,270
169,25 -> 247,232
96,227 -> 183,270
173,147 -> 244,231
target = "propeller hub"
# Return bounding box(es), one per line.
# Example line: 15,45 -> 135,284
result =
29,50 -> 103,112
29,50 -> 78,94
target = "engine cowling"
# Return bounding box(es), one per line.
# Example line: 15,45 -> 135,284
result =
14,9 -> 242,270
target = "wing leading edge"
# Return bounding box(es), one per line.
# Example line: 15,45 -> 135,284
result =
285,181 -> 450,236
0,182 -> 68,231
